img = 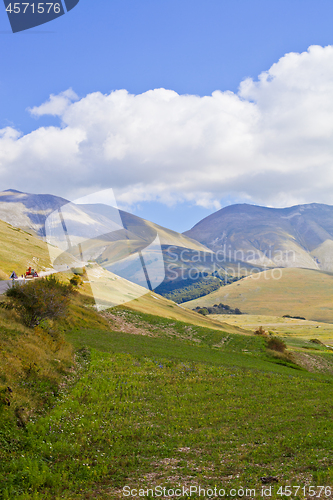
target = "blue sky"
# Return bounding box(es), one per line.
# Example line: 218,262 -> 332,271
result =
1,0 -> 333,231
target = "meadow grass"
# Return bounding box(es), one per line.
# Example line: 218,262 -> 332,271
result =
2,298 -> 333,499
121,292 -> 246,334
209,314 -> 333,344
65,311 -> 305,375
2,348 -> 333,499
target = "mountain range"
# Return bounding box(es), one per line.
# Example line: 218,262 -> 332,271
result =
184,203 -> 333,272
0,190 -> 212,287
1,189 -> 333,280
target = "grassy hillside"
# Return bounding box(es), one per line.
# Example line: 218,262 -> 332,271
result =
115,289 -> 246,334
0,291 -> 110,424
75,269 -> 246,334
3,218 -> 333,497
73,269 -> 245,334
2,297 -> 333,498
0,214 -> 245,335
184,268 -> 333,322
0,219 -> 52,279
0,305 -> 74,428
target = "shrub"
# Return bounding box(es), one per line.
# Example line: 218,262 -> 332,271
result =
283,314 -> 306,320
5,275 -> 74,328
197,308 -> 209,316
267,337 -> 286,353
254,326 -> 266,336
70,275 -> 82,287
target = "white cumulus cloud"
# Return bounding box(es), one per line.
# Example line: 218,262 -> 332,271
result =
29,88 -> 79,117
1,45 -> 333,210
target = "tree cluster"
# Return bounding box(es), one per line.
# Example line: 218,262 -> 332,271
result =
156,276 -> 221,304
193,303 -> 243,315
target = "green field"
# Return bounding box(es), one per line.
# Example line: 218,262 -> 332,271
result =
2,297 -> 333,498
184,268 -> 333,323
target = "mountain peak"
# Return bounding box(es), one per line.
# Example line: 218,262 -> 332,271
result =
184,202 -> 333,272
3,189 -> 24,193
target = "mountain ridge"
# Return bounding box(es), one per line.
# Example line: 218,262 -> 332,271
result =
0,189 -> 209,252
184,202 -> 333,271
0,189 -> 212,288
2,190 -> 333,277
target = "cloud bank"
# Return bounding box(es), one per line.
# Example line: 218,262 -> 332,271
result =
1,45 -> 333,209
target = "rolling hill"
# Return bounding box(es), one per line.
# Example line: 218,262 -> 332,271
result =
184,267 -> 333,322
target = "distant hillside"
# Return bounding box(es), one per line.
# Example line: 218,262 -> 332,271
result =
0,190 -> 213,287
0,218 -> 52,279
0,206 -> 243,332
184,203 -> 333,272
6,190 -> 333,295
0,190 -> 209,252
184,267 -> 333,323
83,203 -> 208,253
0,189 -> 67,236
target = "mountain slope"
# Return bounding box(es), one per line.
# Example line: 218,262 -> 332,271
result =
0,190 -> 210,253
0,218 -> 52,279
184,203 -> 333,271
0,213 -> 243,333
0,189 -> 67,236
0,190 -> 214,288
82,203 -> 209,252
